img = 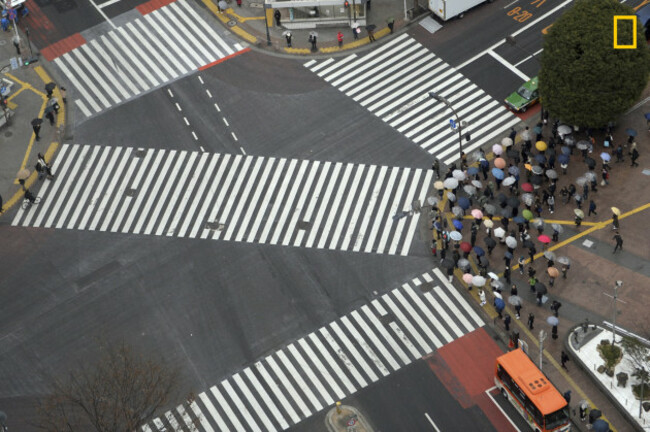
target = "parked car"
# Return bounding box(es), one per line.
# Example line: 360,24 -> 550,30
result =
505,76 -> 539,113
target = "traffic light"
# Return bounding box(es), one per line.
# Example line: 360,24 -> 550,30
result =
344,0 -> 349,7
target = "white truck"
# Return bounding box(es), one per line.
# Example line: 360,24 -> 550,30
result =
428,0 -> 492,21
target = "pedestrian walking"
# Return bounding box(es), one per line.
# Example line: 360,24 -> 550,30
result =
514,303 -> 522,319
45,82 -> 54,98
432,159 -> 440,178
631,146 -> 640,167
470,223 -> 478,247
45,110 -> 55,126
574,214 -> 582,227
60,87 -> 67,105
32,122 -> 41,141
386,16 -> 394,33
529,275 -> 537,293
49,97 -> 60,114
523,126 -> 532,149
309,34 -> 317,52
601,167 -> 609,186
509,127 -> 517,142
479,289 -> 486,306
561,264 -> 569,279
1,17 -> 9,32
561,350 -> 570,370
367,27 -> 376,42
563,390 -> 571,404
337,31 -> 343,47
579,403 -> 588,421
446,265 -> 454,283
504,266 -> 511,284
560,186 -> 569,204
352,22 -> 360,40
536,291 -> 544,306
285,31 -> 292,47
547,195 -> 555,214
274,9 -> 282,26
582,183 -> 589,201
575,194 -> 583,209
612,213 -> 619,230
504,315 -> 511,331
528,245 -> 536,263
510,284 -> 518,296
37,153 -> 54,179
588,200 -> 597,216
615,144 -> 624,162
552,227 -> 559,242
613,233 -> 623,253
527,313 -> 535,330
551,300 -> 562,317
518,256 -> 525,274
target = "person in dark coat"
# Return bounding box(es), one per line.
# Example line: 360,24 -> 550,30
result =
561,350 -> 570,370
613,233 -> 623,253
504,314 -> 511,331
527,313 -> 535,330
274,9 -> 282,26
588,200 -> 597,216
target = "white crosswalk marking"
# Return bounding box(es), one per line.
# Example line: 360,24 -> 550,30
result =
16,146 -> 429,256
144,269 -> 482,432
304,35 -> 520,164
51,0 -> 243,121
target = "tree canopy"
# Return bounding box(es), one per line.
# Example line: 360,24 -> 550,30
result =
34,342 -> 179,432
539,0 -> 650,128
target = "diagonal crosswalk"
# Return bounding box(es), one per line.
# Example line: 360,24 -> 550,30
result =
53,0 -> 244,120
303,34 -> 520,165
143,268 -> 484,431
12,144 -> 432,256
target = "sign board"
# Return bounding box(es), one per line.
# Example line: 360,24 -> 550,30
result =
9,57 -> 19,70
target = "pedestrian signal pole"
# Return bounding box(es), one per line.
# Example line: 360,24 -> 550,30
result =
539,329 -> 547,371
428,91 -> 463,162
603,280 -> 625,345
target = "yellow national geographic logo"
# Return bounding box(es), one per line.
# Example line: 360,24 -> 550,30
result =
614,15 -> 637,49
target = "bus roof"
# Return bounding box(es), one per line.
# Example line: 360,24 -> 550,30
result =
496,349 -> 567,415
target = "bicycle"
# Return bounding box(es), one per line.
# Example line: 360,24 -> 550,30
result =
21,189 -> 41,209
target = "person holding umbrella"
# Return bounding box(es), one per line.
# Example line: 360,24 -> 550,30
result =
551,300 -> 562,317
479,288 -> 486,306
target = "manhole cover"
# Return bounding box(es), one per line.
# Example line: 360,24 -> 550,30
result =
297,220 -> 310,230
419,282 -> 434,293
227,20 -> 237,27
124,188 -> 136,197
135,149 -> 146,158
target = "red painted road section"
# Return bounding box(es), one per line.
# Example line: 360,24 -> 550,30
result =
40,33 -> 87,62
427,328 -> 518,432
515,104 -> 542,122
22,0 -> 67,48
137,0 -> 177,15
199,48 -> 252,71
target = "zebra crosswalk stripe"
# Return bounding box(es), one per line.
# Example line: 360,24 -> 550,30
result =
145,269 -> 483,431
15,146 -> 429,256
305,35 -> 521,164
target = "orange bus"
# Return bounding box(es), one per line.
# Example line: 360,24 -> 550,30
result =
495,349 -> 571,432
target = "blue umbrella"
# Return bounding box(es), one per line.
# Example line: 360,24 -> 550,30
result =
513,215 -> 526,224
457,197 -> 470,210
504,251 -> 513,259
561,146 -> 571,155
494,297 -> 505,312
508,166 -> 520,175
491,167 -> 504,180
592,419 -> 610,432
473,246 -> 485,256
534,154 -> 546,163
453,219 -> 464,230
558,154 -> 570,164
434,221 -> 442,230
626,128 -> 637,137
534,125 -> 542,135
468,166 -> 479,175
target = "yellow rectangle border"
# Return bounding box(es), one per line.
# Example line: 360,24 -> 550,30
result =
614,15 -> 637,49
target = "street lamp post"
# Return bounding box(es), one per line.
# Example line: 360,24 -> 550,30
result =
428,91 -> 463,162
263,1 -> 272,46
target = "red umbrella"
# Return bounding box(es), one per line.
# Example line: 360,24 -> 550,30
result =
538,234 -> 551,244
460,241 -> 472,253
521,183 -> 533,192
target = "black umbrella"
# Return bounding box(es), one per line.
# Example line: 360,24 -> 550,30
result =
441,258 -> 455,269
45,82 -> 56,92
501,206 -> 513,218
506,148 -> 519,159
504,251 -> 513,259
31,118 -> 43,127
44,105 -> 54,114
507,196 -> 520,208
366,24 -> 377,31
523,239 -> 535,249
484,237 -> 497,248
535,282 -> 547,295
497,193 -> 507,203
585,157 -> 596,168
530,175 -> 543,185
545,148 -> 556,157
479,256 -> 489,267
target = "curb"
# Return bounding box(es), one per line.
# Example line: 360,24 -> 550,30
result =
566,324 -> 645,432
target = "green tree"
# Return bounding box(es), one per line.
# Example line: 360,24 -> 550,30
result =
33,342 -> 180,432
539,0 -> 650,128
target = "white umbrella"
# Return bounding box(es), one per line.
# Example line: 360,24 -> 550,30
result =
558,124 -> 572,135
463,185 -> 477,195
449,231 -> 462,241
576,177 -> 587,187
492,144 -> 503,155
494,227 -> 506,238
505,236 -> 517,248
447,192 -> 456,202
584,171 -> 596,182
522,130 -> 532,141
472,275 -> 487,287
483,219 -> 494,228
452,169 -> 466,181
522,193 -> 534,206
443,178 -> 459,189
502,176 -> 516,187
471,180 -> 483,188
218,0 -> 227,9
501,137 -> 513,147
551,223 -> 564,233
488,271 -> 499,280
427,196 -> 439,206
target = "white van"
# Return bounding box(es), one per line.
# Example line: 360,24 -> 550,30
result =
429,0 -> 492,21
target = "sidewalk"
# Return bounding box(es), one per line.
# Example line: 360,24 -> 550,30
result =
198,0 -> 417,55
0,23 -> 67,218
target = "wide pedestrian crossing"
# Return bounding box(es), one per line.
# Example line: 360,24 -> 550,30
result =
142,268 -> 484,431
303,34 -> 520,165
12,144 -> 432,256
53,0 -> 244,120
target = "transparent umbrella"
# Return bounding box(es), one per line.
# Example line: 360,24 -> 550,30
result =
505,236 -> 517,248
444,178 -> 459,189
494,227 -> 506,238
453,169 -> 466,181
551,223 -> 564,233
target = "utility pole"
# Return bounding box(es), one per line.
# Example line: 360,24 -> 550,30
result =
539,329 -> 547,371
603,280 -> 625,345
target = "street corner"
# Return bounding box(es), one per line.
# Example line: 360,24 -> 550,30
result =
200,0 -> 259,45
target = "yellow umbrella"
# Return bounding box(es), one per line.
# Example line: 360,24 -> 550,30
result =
434,181 -> 444,190
524,163 -> 533,171
535,141 -> 547,151
17,169 -> 31,180
611,207 -> 621,216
